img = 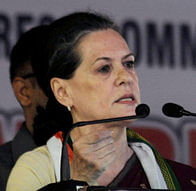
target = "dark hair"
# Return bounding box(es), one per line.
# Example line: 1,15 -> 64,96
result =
33,97 -> 71,146
9,25 -> 64,146
44,11 -> 120,96
9,25 -> 49,83
11,26 -> 72,146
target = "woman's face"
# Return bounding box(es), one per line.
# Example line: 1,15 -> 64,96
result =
66,29 -> 140,122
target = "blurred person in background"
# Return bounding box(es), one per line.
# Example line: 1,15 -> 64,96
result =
0,26 -> 50,191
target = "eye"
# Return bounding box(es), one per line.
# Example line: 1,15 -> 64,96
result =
123,61 -> 135,70
98,64 -> 111,74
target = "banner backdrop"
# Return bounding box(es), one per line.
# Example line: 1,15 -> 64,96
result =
0,0 -> 195,167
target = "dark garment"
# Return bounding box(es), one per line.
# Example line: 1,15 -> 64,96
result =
109,154 -> 151,189
167,159 -> 196,191
109,154 -> 196,190
0,123 -> 37,191
38,154 -> 196,191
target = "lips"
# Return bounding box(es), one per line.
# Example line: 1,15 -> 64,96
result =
115,94 -> 135,104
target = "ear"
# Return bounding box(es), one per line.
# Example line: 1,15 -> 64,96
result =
12,77 -> 33,107
50,78 -> 72,107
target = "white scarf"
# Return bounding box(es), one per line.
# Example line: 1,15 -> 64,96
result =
47,135 -> 168,189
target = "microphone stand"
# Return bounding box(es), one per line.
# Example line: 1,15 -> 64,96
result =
181,110 -> 196,117
60,104 -> 150,189
162,102 -> 196,118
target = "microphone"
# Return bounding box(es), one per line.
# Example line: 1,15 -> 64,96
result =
162,102 -> 196,118
135,103 -> 150,117
72,103 -> 150,128
61,103 -> 150,181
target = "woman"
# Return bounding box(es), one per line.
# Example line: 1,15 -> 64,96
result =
6,12 -> 196,191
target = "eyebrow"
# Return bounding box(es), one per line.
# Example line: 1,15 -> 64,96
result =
122,53 -> 135,60
93,53 -> 135,64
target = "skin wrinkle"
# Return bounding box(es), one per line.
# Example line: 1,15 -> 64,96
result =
67,29 -> 140,124
54,28 -> 140,186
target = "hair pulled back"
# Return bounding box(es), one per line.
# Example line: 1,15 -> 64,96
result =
32,12 -> 120,145
45,11 -> 119,97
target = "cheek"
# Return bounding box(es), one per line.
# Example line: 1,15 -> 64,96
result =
85,81 -> 111,109
33,88 -> 48,107
95,82 -> 113,109
70,73 -> 113,114
89,82 -> 107,104
132,70 -> 139,83
132,72 -> 140,91
71,79 -> 99,106
135,82 -> 141,103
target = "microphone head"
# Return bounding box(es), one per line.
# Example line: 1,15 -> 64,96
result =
135,104 -> 150,117
162,102 -> 184,118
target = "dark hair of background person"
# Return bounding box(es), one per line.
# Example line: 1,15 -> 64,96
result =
9,25 -> 51,145
30,11 -> 120,142
10,26 -> 47,83
27,25 -> 71,145
9,25 -> 68,146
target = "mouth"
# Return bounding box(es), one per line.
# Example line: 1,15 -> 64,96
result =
115,94 -> 136,105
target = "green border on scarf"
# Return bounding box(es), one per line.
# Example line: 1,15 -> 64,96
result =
67,128 -> 181,190
127,128 -> 181,190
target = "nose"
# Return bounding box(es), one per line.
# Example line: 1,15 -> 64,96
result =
114,67 -> 135,87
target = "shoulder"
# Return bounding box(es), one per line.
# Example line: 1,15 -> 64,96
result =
0,141 -> 13,164
166,159 -> 196,190
166,159 -> 196,176
0,141 -> 13,179
7,146 -> 56,191
19,145 -> 52,161
14,145 -> 55,176
0,142 -> 14,191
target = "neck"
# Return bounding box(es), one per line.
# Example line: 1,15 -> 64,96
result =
96,127 -> 133,186
70,124 -> 133,186
24,109 -> 34,134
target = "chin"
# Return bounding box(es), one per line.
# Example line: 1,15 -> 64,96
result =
118,104 -> 137,115
123,108 -> 136,116
111,111 -> 135,119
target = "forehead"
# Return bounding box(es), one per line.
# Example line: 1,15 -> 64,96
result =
77,29 -> 130,61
